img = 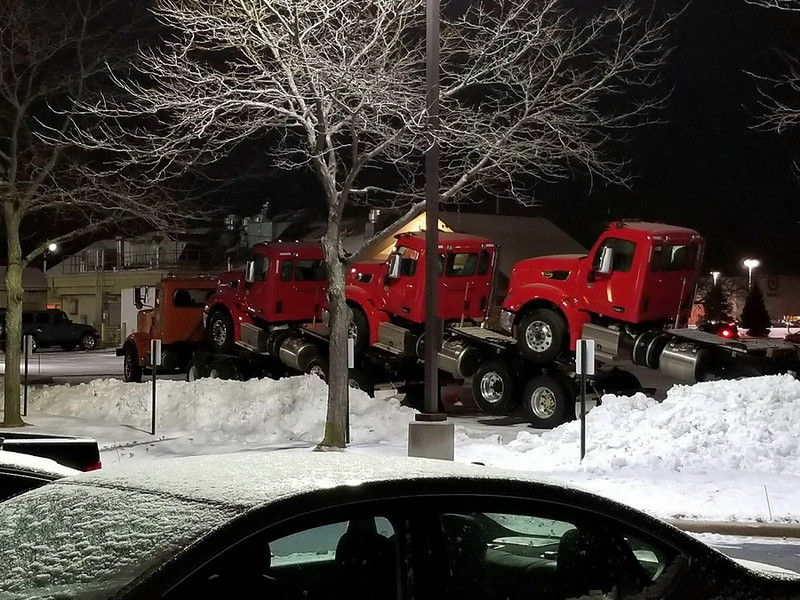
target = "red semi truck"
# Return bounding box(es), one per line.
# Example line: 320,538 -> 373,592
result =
129,220 -> 800,429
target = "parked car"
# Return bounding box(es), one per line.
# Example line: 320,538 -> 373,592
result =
0,308 -> 99,352
0,431 -> 102,472
0,453 -> 796,599
0,450 -> 78,502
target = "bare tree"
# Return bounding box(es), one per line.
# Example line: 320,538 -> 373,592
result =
0,0 -> 193,427
67,0 -> 676,447
747,1 -> 800,140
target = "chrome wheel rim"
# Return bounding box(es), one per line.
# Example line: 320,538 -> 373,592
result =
524,321 -> 553,353
479,371 -> 504,404
529,386 -> 557,419
211,319 -> 227,347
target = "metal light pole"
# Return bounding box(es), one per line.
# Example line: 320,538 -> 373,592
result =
42,242 -> 57,274
423,0 -> 441,416
743,259 -> 760,290
409,0 -> 454,461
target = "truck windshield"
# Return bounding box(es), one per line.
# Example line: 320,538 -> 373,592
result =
650,244 -> 697,272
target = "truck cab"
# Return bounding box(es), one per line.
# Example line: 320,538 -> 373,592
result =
343,231 -> 496,354
203,242 -> 327,354
118,277 -> 218,382
500,221 -> 703,363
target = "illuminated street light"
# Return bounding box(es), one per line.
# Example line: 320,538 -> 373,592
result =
742,258 -> 760,289
43,242 -> 58,273
711,271 -> 720,286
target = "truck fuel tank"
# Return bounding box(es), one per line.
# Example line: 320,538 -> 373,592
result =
277,335 -> 319,373
438,339 -> 481,379
658,339 -> 711,384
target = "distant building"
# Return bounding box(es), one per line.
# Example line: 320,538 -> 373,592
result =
0,268 -> 48,310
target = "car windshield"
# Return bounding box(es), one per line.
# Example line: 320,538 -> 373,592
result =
0,482 -> 238,599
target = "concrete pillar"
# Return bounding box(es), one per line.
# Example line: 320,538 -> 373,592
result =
408,416 -> 454,461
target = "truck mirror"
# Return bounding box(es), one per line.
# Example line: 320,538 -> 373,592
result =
133,287 -> 146,310
596,246 -> 614,275
387,253 -> 402,280
245,260 -> 256,283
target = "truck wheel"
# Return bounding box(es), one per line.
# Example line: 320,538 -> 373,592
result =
471,359 -> 517,415
186,355 -> 208,381
306,356 -> 329,382
348,367 -> 374,396
123,346 -> 143,383
349,307 -> 369,356
208,311 -> 235,354
516,309 -> 567,364
522,374 -> 571,429
79,333 -> 97,351
208,358 -> 243,380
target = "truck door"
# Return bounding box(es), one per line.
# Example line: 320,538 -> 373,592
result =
268,258 -> 326,322
439,250 -> 492,321
383,246 -> 425,323
582,237 -> 640,321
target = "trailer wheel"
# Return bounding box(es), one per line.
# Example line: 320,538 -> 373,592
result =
208,310 -> 235,354
306,356 -> 329,382
186,355 -> 208,381
522,374 -> 571,429
517,309 -> 567,364
349,307 -> 369,356
348,368 -> 374,396
471,359 -> 517,415
123,345 -> 142,383
208,358 -> 243,380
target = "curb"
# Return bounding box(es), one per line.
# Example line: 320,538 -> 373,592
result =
667,518 -> 800,539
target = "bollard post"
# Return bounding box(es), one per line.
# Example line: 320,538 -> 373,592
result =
150,339 -> 162,435
575,339 -> 596,461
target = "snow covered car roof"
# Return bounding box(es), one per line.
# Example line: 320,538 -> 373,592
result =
0,453 -> 797,600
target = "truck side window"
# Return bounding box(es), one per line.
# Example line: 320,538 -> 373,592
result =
280,260 -> 293,282
593,238 -> 636,273
478,250 -> 491,276
445,253 -> 478,277
295,259 -> 327,282
651,244 -> 696,272
252,256 -> 269,282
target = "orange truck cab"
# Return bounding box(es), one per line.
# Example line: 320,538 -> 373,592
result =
117,277 -> 218,382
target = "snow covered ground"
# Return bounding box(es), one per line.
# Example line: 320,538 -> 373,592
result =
2,371 -> 800,526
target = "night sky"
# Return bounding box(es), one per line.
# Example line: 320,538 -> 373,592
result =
537,0 -> 800,276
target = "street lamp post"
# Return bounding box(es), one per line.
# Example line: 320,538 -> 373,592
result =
43,242 -> 58,274
743,259 -> 760,290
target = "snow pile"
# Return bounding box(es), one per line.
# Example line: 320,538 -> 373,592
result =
458,374 -> 800,476
27,375 -> 417,447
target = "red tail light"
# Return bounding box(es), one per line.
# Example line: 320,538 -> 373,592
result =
84,461 -> 103,472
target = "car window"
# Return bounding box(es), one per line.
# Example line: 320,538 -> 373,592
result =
167,515 -> 399,600
439,510 -> 672,600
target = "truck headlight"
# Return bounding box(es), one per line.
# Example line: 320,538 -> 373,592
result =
499,309 -> 515,334
321,308 -> 331,327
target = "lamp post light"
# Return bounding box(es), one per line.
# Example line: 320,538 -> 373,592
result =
711,271 -> 720,286
43,242 -> 58,273
742,258 -> 760,290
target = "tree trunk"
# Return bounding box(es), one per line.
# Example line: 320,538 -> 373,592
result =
318,218 -> 349,449
2,209 -> 27,427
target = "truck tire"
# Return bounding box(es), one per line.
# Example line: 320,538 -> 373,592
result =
123,345 -> 143,383
348,367 -> 374,396
516,309 -> 567,364
471,359 -> 517,415
208,357 -> 243,380
79,333 -> 97,351
208,311 -> 235,354
186,355 -> 208,381
306,356 -> 329,382
349,307 -> 369,357
521,374 -> 572,429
